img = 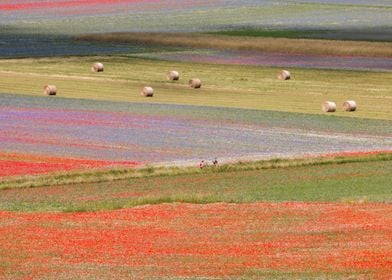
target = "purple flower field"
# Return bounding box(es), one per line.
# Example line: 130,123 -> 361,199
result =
1,0 -> 391,34
1,94 -> 391,166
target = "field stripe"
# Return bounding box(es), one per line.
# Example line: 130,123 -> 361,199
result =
0,0 -> 158,11
1,57 -> 391,120
0,152 -> 140,178
0,202 -> 391,278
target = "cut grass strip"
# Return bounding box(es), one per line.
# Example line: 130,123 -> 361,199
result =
1,56 -> 391,120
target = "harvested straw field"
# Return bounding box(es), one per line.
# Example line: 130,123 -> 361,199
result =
0,57 -> 391,120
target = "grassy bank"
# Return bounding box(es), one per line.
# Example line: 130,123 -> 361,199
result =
1,153 -> 391,212
1,56 -> 391,120
77,33 -> 392,57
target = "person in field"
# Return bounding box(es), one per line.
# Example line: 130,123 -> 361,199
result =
199,160 -> 205,169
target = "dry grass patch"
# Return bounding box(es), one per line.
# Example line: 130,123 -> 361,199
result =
77,32 -> 392,57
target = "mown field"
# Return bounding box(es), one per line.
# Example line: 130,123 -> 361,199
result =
1,56 -> 391,119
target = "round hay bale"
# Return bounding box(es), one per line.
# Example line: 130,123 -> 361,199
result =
91,62 -> 104,72
141,86 -> 154,97
189,78 -> 201,89
167,70 -> 180,81
343,100 -> 357,112
43,85 -> 57,96
322,101 -> 336,112
278,70 -> 291,80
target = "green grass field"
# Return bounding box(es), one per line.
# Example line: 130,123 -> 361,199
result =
1,153 -> 391,212
1,56 -> 391,120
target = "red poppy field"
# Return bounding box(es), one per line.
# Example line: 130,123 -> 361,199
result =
0,202 -> 391,278
0,152 -> 140,178
0,0 -> 157,11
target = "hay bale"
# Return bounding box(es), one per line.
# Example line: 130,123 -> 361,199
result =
141,86 -> 154,97
167,70 -> 180,81
278,70 -> 291,80
189,78 -> 201,89
322,101 -> 336,112
343,100 -> 357,112
91,62 -> 104,72
43,85 -> 57,96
